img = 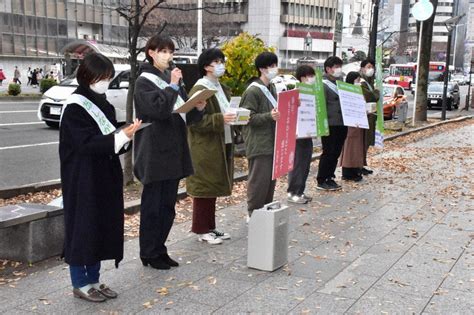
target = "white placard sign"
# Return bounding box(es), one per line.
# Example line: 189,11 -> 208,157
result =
336,81 -> 369,129
296,84 -> 317,138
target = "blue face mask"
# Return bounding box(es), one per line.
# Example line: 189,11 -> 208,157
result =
213,63 -> 226,77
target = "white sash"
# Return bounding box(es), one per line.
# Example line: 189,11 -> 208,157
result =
140,72 -> 187,122
247,82 -> 277,108
323,79 -> 339,95
195,78 -> 230,109
195,78 -> 232,144
61,94 -> 116,135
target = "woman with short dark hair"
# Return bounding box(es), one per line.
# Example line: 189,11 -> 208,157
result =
134,34 -> 206,269
60,53 -> 141,302
187,48 -> 235,244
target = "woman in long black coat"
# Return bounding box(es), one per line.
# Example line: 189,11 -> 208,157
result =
60,53 -> 141,303
134,34 -> 205,270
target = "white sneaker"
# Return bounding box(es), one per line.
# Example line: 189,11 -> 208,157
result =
287,194 -> 308,204
210,229 -> 231,240
197,233 -> 223,245
300,193 -> 312,202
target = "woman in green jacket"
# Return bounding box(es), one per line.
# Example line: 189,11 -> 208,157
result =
187,48 -> 236,245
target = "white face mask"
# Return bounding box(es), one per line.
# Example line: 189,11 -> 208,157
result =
265,67 -> 279,80
365,68 -> 375,77
213,63 -> 226,78
332,67 -> 343,78
90,80 -> 110,94
306,76 -> 316,84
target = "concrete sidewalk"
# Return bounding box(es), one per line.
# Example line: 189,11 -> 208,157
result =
0,122 -> 472,314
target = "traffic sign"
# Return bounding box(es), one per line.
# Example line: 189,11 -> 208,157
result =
412,0 -> 434,21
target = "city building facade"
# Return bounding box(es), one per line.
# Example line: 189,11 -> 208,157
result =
407,0 -> 455,61
162,0 -> 339,69
0,0 -> 128,81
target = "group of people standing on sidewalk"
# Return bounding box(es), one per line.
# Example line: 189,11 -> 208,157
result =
58,34 -> 380,302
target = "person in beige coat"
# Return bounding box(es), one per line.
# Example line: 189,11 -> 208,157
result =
339,71 -> 365,182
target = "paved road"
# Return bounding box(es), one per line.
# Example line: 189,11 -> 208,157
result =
0,118 -> 472,314
0,101 -> 60,189
0,85 -> 471,190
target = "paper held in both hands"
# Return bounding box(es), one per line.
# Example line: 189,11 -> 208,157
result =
173,89 -> 217,113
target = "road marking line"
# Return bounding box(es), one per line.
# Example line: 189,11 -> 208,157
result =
0,122 -> 44,126
0,141 -> 59,150
0,110 -> 37,113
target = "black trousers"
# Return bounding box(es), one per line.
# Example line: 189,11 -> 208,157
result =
317,126 -> 348,184
287,138 -> 313,195
139,179 -> 179,258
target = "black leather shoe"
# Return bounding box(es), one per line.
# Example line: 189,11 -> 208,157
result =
161,253 -> 179,267
141,257 -> 170,270
360,168 -> 373,175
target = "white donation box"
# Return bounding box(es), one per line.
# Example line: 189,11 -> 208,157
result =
247,201 -> 289,271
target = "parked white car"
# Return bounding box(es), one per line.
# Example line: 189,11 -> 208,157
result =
37,64 -> 130,128
271,74 -> 299,93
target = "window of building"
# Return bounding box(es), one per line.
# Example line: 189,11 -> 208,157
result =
46,0 -> 56,15
14,35 -> 26,55
48,18 -> 58,36
25,0 -> 35,15
26,15 -> 35,35
35,0 -> 46,16
13,14 -> 24,34
26,35 -> 37,55
36,17 -> 47,35
0,12 -> 11,32
12,0 -> 24,14
57,0 -> 66,19
47,37 -> 57,56
37,36 -> 47,55
58,19 -> 67,36
1,33 -> 14,54
0,0 -> 13,13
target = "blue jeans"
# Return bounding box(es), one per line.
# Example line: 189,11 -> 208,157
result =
69,262 -> 101,288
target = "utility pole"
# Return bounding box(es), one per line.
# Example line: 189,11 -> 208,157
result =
368,0 -> 380,60
197,0 -> 203,55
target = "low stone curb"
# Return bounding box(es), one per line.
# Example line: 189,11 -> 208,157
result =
0,182 -> 62,200
2,115 -> 472,203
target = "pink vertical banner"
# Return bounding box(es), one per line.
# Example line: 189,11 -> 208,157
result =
272,89 -> 299,180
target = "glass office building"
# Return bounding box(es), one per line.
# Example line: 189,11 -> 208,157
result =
0,0 -> 128,78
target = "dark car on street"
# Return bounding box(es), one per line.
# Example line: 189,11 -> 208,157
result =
427,82 -> 460,110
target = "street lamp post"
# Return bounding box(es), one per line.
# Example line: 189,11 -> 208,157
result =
368,0 -> 380,60
441,14 -> 465,120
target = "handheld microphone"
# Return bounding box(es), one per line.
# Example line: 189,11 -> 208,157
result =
168,60 -> 185,89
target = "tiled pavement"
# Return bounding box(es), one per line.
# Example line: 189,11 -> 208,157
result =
0,122 -> 472,314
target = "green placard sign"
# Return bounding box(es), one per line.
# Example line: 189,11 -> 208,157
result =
375,46 -> 384,147
296,69 -> 329,137
314,69 -> 329,136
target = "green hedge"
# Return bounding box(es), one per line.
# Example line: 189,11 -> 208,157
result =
40,79 -> 58,93
7,83 -> 21,96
